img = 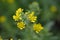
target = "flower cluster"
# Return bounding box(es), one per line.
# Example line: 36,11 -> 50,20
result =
13,8 -> 43,33
13,8 -> 25,30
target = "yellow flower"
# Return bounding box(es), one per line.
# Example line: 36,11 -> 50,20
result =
13,8 -> 23,21
28,12 -> 37,22
50,5 -> 57,12
29,16 -> 37,22
18,39 -> 21,40
2,0 -> 6,2
7,0 -> 14,4
13,15 -> 22,21
16,8 -> 23,16
0,36 -> 3,40
10,38 -> 13,40
17,22 -> 25,30
32,2 -> 38,5
33,23 -> 43,33
0,16 -> 6,23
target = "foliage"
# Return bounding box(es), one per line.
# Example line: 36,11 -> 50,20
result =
0,0 -> 60,40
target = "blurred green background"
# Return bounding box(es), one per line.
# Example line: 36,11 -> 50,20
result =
0,0 -> 60,40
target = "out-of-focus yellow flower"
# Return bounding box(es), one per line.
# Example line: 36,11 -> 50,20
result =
0,36 -> 3,40
17,22 -> 25,30
32,2 -> 38,5
13,8 -> 23,21
0,16 -> 6,23
50,5 -> 57,12
28,12 -> 37,22
18,39 -> 21,40
33,23 -> 43,33
7,0 -> 14,4
2,0 -> 6,2
10,38 -> 13,40
25,12 -> 29,15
